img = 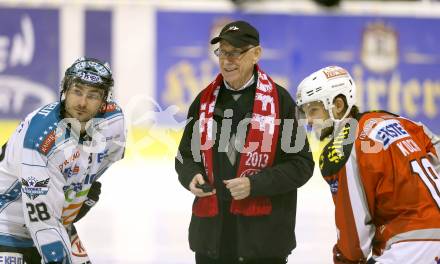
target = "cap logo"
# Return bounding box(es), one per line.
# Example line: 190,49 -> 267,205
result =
227,26 -> 239,32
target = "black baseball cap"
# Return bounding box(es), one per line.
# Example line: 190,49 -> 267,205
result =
210,20 -> 259,48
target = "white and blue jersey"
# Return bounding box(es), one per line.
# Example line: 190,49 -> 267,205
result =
0,101 -> 126,263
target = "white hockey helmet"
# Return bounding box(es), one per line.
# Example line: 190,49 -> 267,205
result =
296,65 -> 356,121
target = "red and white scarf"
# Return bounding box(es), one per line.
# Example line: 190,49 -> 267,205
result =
194,65 -> 280,217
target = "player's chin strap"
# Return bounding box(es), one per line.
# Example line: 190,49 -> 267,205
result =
326,104 -> 353,134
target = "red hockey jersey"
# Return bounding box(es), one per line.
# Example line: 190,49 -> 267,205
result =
319,111 -> 440,262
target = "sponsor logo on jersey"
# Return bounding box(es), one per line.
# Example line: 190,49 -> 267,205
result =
63,165 -> 80,178
21,177 -> 49,200
359,118 -> 378,140
101,102 -> 118,113
59,150 -> 80,172
83,174 -> 97,185
0,252 -> 24,264
71,234 -> 88,257
97,149 -> 109,163
39,130 -> 56,154
368,119 -> 409,149
63,182 -> 83,193
63,182 -> 85,203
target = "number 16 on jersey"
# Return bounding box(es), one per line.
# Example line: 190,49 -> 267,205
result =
411,157 -> 440,209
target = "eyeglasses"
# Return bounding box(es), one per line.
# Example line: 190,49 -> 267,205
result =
213,46 -> 255,59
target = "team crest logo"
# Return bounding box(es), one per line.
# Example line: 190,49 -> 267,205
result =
361,22 -> 398,73
21,177 -> 50,199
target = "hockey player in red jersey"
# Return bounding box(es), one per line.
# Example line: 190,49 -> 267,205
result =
296,65 -> 440,264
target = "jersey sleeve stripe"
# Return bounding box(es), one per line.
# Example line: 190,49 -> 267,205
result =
63,203 -> 83,211
385,229 -> 440,250
346,149 -> 375,257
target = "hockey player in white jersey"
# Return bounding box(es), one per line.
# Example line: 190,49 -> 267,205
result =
0,57 -> 126,263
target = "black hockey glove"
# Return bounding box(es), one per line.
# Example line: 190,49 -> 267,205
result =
73,181 -> 101,222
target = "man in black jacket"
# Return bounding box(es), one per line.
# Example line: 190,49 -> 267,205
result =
175,20 -> 314,264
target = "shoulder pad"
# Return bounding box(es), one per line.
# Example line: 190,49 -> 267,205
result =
23,103 -> 61,155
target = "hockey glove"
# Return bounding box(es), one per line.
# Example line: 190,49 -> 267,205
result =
73,181 -> 101,222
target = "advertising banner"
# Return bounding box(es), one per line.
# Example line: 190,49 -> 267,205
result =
0,8 -> 59,120
156,11 -> 440,132
85,10 -> 112,64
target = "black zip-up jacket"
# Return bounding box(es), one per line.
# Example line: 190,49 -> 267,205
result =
175,70 -> 314,259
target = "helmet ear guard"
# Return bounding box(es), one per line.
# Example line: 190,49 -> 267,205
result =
296,65 -> 356,122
